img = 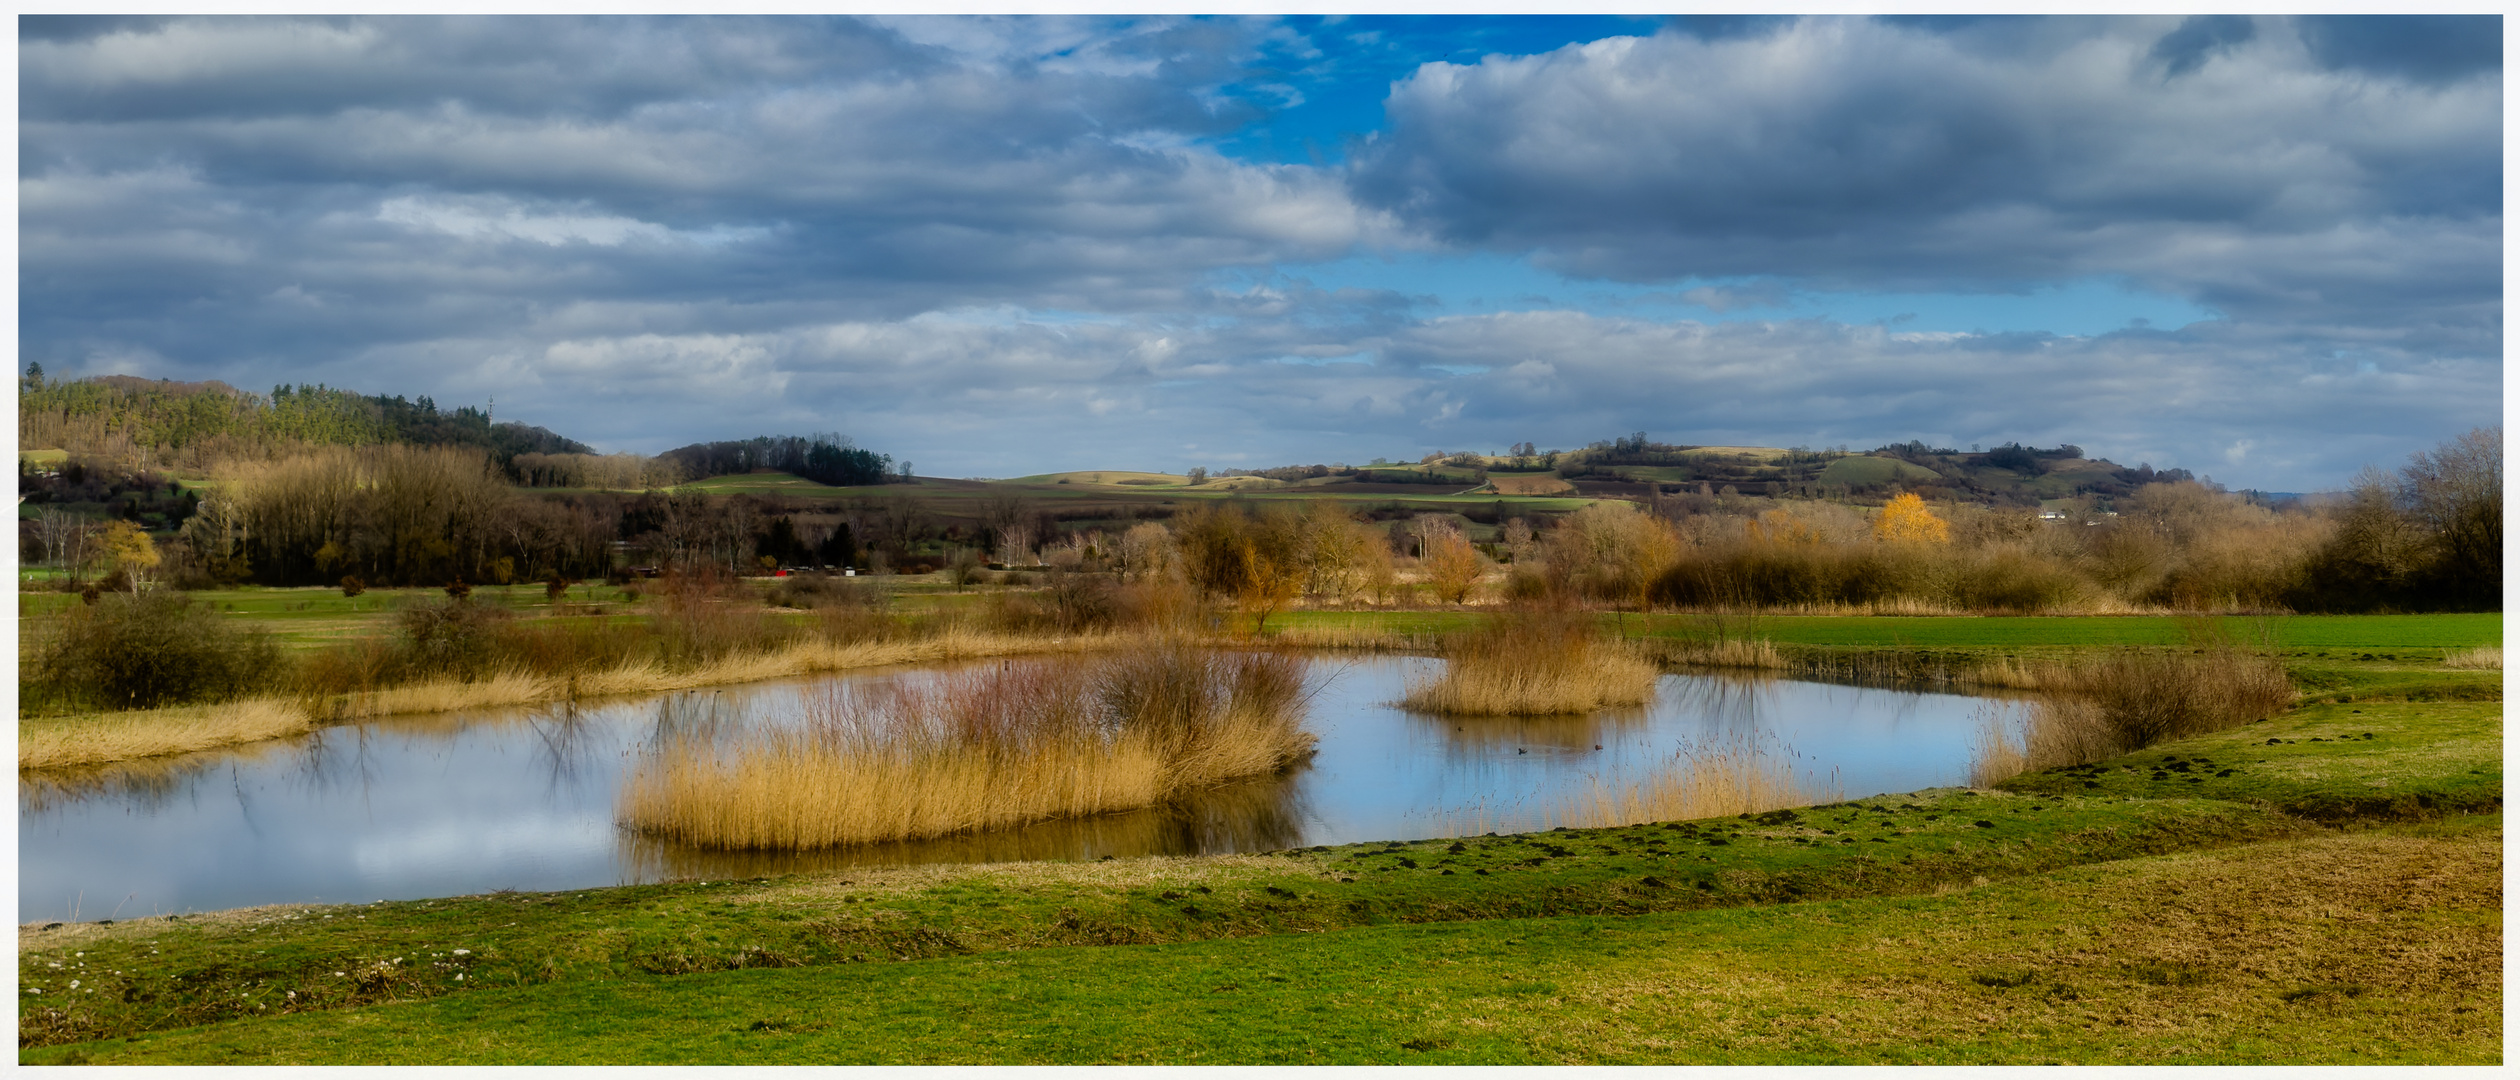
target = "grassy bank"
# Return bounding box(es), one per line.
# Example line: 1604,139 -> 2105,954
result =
19,696 -> 2499,1064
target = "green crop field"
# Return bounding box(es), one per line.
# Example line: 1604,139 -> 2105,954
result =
18,583 -> 649,650
1633,613 -> 2502,653
1814,456 -> 1939,487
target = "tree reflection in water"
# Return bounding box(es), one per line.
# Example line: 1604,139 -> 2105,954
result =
21,656 -> 1998,918
523,701 -> 601,799
20,752 -> 238,815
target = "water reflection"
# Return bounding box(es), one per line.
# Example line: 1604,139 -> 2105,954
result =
20,655 -> 2003,919
21,753 -> 232,815
1410,706 -> 1654,757
620,771 -> 1313,881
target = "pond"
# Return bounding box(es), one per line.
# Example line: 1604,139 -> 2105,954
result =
18,655 -> 2010,921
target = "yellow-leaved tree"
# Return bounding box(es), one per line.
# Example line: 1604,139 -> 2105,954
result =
1872,492 -> 1951,544
1423,531 -> 1486,605
100,520 -> 161,591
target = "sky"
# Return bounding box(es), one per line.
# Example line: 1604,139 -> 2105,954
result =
16,14 -> 2503,491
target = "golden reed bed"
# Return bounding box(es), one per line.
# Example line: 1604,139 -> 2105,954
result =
1400,610 -> 1663,715
616,649 -> 1315,849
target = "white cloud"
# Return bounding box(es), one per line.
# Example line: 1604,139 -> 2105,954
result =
377,196 -> 680,247
1352,16 -> 2498,340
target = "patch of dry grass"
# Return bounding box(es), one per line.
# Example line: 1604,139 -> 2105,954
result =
1645,636 -> 1785,671
18,700 -> 309,771
1259,623 -> 1430,653
1556,733 -> 1840,828
2440,645 -> 2501,670
617,649 -> 1316,849
1404,609 -> 1661,715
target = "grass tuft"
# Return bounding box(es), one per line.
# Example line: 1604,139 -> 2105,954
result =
2439,645 -> 2500,670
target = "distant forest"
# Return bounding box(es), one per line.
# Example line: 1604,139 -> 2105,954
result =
18,366 -> 589,473
18,368 -> 896,490
658,435 -> 897,488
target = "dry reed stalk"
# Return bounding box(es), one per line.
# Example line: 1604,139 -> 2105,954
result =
346,669 -> 556,718
1553,735 -> 1840,828
1653,636 -> 1786,671
1964,656 -> 2070,691
1966,703 -> 2032,787
19,700 -> 309,770
1403,611 -> 1661,715
1256,624 -> 1424,653
618,649 -> 1315,849
1864,596 -> 1962,616
2441,646 -> 2501,670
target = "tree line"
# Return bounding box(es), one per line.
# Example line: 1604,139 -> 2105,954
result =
657,434 -> 899,487
18,367 -> 589,474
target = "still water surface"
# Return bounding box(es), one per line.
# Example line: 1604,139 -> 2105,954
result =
20,655 -> 2002,920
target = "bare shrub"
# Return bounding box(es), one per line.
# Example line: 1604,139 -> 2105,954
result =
489,618 -> 649,678
653,569 -> 791,669
396,596 -> 514,681
794,578 -> 896,645
942,547 -> 986,587
977,588 -> 1059,635
1501,566 -> 1549,603
1970,631 -> 2293,782
1111,577 -> 1206,636
292,636 -> 405,700
770,572 -> 878,611
25,591 -> 283,712
1548,502 -> 1680,608
1945,545 -> 2089,613
2071,642 -> 2291,749
1043,571 -> 1119,631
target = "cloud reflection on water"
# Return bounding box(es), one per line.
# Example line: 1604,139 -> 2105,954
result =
20,654 -> 1997,918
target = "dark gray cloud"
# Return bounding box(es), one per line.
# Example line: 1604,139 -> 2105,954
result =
2149,14 -> 2256,79
2298,15 -> 2501,84
15,15 -> 2499,491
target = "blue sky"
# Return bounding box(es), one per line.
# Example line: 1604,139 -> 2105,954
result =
17,14 -> 2501,490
